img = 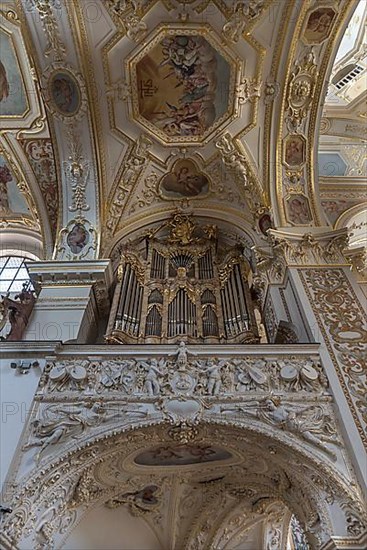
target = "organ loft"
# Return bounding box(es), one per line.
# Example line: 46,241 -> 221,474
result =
0,1 -> 366,549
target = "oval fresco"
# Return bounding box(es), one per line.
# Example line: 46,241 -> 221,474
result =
135,33 -> 231,141
66,223 -> 89,254
159,159 -> 210,199
134,444 -> 232,466
49,70 -> 81,116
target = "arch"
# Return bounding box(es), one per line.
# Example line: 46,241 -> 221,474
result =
334,202 -> 367,248
3,418 -> 363,549
104,208 -> 259,261
270,1 -> 360,227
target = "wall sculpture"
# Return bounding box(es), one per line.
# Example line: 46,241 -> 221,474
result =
1,286 -> 36,341
41,352 -> 328,398
20,343 -> 342,471
0,30 -> 28,116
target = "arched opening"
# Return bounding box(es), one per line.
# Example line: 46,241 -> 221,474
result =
4,420 -> 360,550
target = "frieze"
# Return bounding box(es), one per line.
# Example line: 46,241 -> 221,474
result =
39,350 -> 328,399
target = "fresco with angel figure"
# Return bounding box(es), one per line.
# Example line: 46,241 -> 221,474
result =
136,33 -> 231,139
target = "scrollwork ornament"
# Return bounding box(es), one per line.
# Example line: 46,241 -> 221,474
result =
25,0 -> 66,61
236,77 -> 262,105
300,268 -> 367,446
167,421 -> 200,444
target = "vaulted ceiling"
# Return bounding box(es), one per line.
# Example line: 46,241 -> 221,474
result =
0,0 -> 365,261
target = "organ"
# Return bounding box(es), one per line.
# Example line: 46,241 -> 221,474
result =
106,213 -> 259,344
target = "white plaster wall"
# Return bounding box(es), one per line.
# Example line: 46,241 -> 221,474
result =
283,276 -> 312,343
0,357 -> 43,496
61,505 -> 162,550
24,286 -> 92,342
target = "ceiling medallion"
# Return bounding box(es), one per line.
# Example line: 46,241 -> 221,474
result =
42,63 -> 87,122
127,24 -> 240,146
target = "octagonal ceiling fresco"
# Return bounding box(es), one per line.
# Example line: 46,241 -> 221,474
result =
130,28 -> 235,144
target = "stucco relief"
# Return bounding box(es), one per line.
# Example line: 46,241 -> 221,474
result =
16,344 -> 345,478
3,421 -> 365,550
41,352 -> 328,398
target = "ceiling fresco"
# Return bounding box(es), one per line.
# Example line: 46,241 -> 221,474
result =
0,0 -> 365,260
131,29 -> 234,143
159,158 -> 210,199
0,156 -> 28,215
0,151 -> 39,231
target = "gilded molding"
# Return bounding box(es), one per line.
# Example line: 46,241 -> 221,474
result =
102,134 -> 153,245
25,0 -> 66,61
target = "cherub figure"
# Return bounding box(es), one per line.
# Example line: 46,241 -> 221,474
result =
198,359 -> 227,395
139,358 -> 165,396
169,341 -> 197,370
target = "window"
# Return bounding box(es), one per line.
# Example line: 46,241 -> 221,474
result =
0,256 -> 34,294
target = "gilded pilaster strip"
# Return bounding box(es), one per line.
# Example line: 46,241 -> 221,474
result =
299,268 -> 367,447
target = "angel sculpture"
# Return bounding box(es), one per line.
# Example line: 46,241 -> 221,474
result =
169,341 -> 197,370
139,358 -> 166,396
23,402 -> 145,462
222,398 -> 339,458
106,485 -> 159,515
196,359 -> 228,395
255,398 -> 338,457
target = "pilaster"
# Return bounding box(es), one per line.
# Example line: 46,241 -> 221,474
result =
257,228 -> 367,492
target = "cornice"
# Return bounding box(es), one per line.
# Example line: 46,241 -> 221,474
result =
27,259 -> 113,286
0,342 -> 321,359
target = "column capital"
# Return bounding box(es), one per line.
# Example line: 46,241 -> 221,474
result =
345,246 -> 367,283
255,227 -> 350,284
